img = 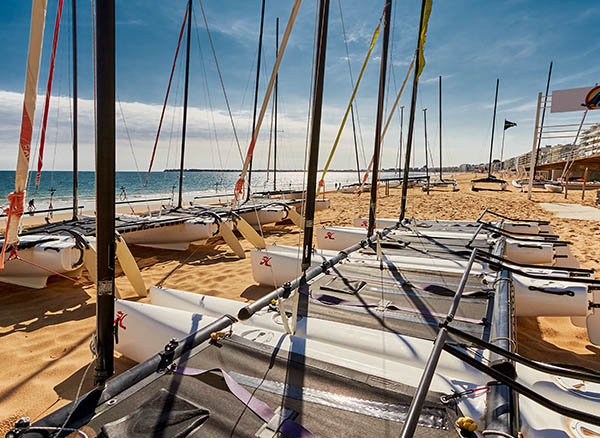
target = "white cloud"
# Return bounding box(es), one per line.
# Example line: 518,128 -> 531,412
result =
0,89 -> 383,172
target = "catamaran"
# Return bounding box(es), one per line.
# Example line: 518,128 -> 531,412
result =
0,0 -> 84,289
9,1 -> 600,438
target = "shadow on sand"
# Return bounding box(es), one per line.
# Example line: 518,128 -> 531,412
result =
517,316 -> 600,373
0,277 -> 94,339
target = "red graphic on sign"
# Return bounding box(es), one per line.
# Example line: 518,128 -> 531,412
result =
361,220 -> 368,227
324,231 -> 335,240
260,256 -> 272,267
114,311 -> 127,330
584,85 -> 600,110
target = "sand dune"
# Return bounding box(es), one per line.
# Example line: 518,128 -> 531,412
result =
1,172 -> 599,433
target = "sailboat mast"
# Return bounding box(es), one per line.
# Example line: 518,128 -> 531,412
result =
397,105 -> 403,177
532,61 -> 553,178
247,0 -> 266,200
399,0 -> 429,221
367,0 -> 392,238
351,107 -> 361,184
0,0 -> 47,270
438,75 -> 442,180
178,0 -> 192,208
274,16 -> 278,192
487,78 -> 499,177
94,0 -> 115,387
301,0 -> 330,271
72,0 -> 78,219
423,108 -> 428,182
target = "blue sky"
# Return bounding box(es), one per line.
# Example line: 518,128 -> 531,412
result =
0,0 -> 599,172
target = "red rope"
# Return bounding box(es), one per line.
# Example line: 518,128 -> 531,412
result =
0,191 -> 26,270
146,6 -> 189,184
13,253 -> 87,287
36,0 -> 64,188
234,177 -> 245,200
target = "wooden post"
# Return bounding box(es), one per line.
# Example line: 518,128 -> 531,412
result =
582,167 -> 589,201
564,171 -> 570,199
527,92 -> 542,200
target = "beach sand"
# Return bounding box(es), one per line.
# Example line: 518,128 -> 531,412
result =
1,172 -> 599,433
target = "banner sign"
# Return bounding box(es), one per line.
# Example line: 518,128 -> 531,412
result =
551,86 -> 598,113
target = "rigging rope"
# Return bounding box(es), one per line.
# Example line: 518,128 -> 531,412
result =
234,0 -> 302,202
146,5 -> 188,184
117,96 -> 147,210
337,0 -> 367,168
36,0 -> 64,189
198,0 -> 244,164
337,0 -> 364,184
162,45 -> 184,188
266,91 -> 275,182
192,9 -> 226,176
0,193 -> 25,270
358,56 -> 414,192
316,17 -> 382,195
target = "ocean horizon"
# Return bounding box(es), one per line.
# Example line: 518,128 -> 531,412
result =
0,169 -> 412,211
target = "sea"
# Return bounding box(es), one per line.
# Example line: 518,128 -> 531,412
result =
0,169 -> 409,211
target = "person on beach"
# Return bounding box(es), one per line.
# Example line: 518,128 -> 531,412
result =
28,199 -> 36,215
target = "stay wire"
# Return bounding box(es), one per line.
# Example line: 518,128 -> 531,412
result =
117,96 -> 145,192
192,10 -> 222,171
266,91 -> 275,185
162,45 -> 184,188
197,0 -> 244,164
49,32 -> 68,196
337,0 -> 367,169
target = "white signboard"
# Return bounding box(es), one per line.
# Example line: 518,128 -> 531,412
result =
551,86 -> 597,113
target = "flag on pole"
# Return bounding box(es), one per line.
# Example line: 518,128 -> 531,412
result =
504,120 -> 517,130
416,0 -> 432,79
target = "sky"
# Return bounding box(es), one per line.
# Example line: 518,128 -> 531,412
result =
0,0 -> 599,172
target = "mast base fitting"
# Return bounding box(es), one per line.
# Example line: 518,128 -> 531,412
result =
158,338 -> 179,372
282,282 -> 292,298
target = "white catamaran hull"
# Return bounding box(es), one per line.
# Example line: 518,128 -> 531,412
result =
250,244 -> 592,318
114,293 -> 600,437
239,207 -> 288,227
0,235 -> 83,288
119,215 -> 220,251
316,225 -> 556,265
250,244 -> 490,286
352,217 -> 544,235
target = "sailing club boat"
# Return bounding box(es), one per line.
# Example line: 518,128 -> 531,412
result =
423,75 -> 457,190
9,1 -> 600,437
14,0 -> 247,261
0,0 -> 233,290
470,79 -> 508,191
144,0 -> 306,237
0,0 -> 85,289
